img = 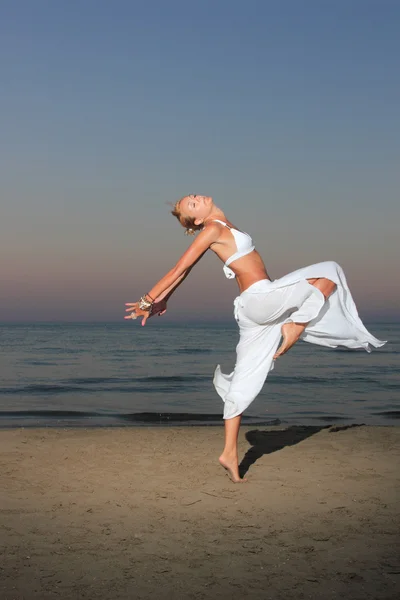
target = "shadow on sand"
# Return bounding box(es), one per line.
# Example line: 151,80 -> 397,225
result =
239,423 -> 364,478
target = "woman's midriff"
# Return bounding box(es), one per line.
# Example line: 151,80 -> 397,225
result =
233,251 -> 271,293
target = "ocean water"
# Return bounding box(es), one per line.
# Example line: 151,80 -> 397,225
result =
0,321 -> 398,428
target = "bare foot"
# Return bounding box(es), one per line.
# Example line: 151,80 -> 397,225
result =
274,321 -> 306,359
219,454 -> 247,483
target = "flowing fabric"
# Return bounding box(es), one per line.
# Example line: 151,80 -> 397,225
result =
213,261 -> 386,419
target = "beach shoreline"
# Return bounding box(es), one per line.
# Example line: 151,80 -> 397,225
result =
1,424 -> 399,599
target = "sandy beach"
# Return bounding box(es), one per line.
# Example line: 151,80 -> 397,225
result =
1,424 -> 399,600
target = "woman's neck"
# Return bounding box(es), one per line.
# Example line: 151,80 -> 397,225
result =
204,206 -> 226,224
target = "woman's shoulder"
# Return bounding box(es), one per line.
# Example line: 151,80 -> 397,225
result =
198,220 -> 224,239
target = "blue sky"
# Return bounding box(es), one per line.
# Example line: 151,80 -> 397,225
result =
1,0 -> 399,321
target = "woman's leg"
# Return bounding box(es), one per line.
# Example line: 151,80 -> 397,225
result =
216,307 -> 284,482
274,278 -> 337,359
219,415 -> 245,483
310,277 -> 337,298
215,281 -> 332,481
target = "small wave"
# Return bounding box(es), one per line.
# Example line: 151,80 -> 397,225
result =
360,365 -> 400,375
270,375 -> 391,387
0,410 -> 281,426
119,412 -> 223,423
0,374 -> 210,396
346,376 -> 386,384
22,360 -> 58,366
175,348 -> 212,355
119,412 -> 278,424
140,375 -> 208,383
0,384 -> 86,395
380,383 -> 400,390
270,375 -> 331,385
0,410 -> 99,418
372,410 -> 400,419
41,348 -> 85,355
64,377 -> 125,385
309,415 -> 351,422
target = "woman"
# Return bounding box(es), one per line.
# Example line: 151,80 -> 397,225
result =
125,194 -> 385,482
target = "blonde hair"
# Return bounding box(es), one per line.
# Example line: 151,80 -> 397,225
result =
171,197 -> 203,235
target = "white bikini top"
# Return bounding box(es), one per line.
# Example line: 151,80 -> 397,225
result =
213,219 -> 255,279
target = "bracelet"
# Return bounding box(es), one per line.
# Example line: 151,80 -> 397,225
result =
138,295 -> 153,312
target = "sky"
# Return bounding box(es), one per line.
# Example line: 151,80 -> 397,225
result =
1,0 -> 399,322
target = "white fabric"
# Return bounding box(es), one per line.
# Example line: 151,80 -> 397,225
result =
213,261 -> 386,420
212,219 -> 255,279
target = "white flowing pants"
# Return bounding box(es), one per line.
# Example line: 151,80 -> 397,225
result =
213,261 -> 386,420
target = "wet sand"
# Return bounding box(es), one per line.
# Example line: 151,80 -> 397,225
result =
1,425 -> 399,599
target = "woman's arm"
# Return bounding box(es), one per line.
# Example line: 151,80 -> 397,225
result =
145,266 -> 194,321
146,223 -> 220,300
125,222 -> 220,325
154,266 -> 193,302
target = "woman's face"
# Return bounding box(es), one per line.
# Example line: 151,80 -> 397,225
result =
179,195 -> 212,224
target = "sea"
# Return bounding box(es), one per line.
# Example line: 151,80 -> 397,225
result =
0,321 -> 398,429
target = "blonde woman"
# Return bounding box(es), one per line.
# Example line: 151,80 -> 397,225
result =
125,195 -> 385,482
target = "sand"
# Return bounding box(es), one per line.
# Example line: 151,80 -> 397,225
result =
1,424 -> 399,600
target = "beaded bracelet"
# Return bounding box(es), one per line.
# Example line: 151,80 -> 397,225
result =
138,295 -> 154,311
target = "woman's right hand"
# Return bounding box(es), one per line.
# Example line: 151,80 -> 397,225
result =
125,299 -> 167,326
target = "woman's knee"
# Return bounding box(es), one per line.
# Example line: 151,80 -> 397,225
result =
308,277 -> 336,299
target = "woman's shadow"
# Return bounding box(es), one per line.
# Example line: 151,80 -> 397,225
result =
238,424 -> 361,478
